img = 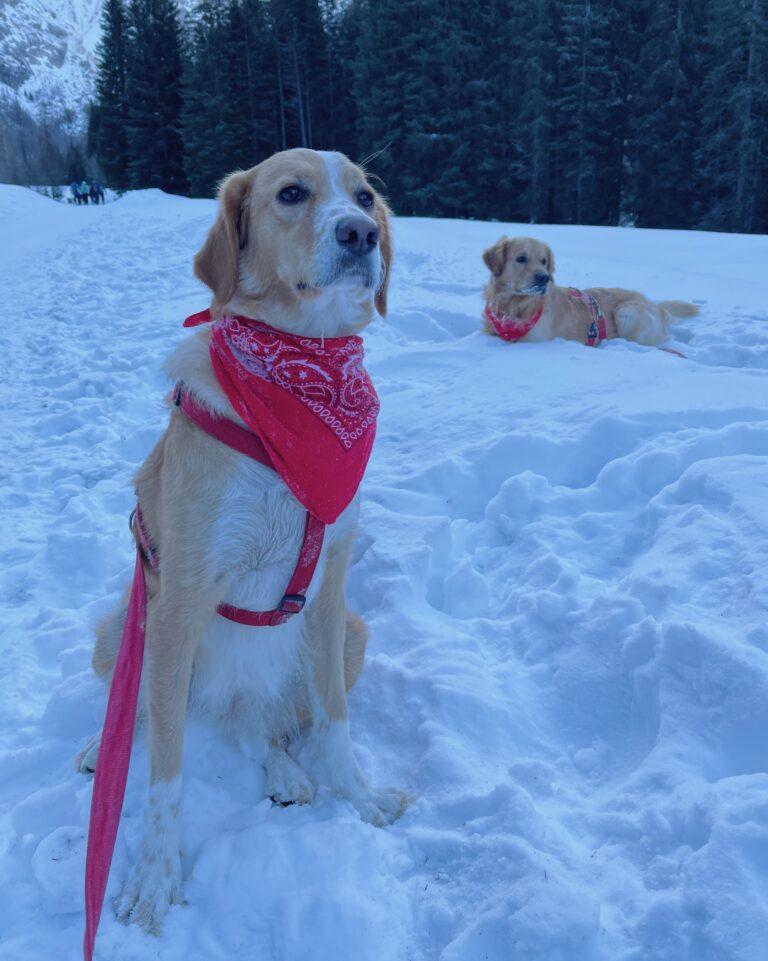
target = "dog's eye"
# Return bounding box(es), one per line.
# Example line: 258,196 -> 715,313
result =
516,255 -> 528,264
540,258 -> 546,265
278,185 -> 307,205
357,190 -> 374,209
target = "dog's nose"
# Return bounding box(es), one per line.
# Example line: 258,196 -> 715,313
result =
534,272 -> 550,285
335,216 -> 379,256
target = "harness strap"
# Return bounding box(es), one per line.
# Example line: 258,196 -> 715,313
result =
136,384 -> 326,626
567,288 -> 607,347
173,382 -> 272,465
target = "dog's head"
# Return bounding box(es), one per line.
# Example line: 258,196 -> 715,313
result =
194,149 -> 392,334
482,236 -> 554,296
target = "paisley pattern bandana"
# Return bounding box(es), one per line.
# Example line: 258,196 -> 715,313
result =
184,310 -> 379,523
484,303 -> 544,341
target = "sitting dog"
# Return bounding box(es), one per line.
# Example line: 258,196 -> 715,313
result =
77,149 -> 404,935
482,235 -> 697,346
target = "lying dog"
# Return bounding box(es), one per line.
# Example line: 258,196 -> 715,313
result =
482,236 -> 698,346
78,148 -> 404,934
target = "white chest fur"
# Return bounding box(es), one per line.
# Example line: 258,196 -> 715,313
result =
188,449 -> 359,739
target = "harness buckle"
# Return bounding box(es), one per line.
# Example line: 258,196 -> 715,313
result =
278,593 -> 306,613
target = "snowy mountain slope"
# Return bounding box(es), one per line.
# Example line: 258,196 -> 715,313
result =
1,185 -> 768,961
0,0 -> 102,132
0,0 -> 196,133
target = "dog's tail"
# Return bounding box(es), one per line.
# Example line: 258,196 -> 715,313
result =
659,300 -> 700,318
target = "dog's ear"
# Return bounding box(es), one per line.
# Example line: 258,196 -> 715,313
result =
545,244 -> 555,278
373,194 -> 393,317
483,238 -> 509,278
194,169 -> 252,309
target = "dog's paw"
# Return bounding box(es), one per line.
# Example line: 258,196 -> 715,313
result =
265,748 -> 315,806
353,786 -> 411,827
75,731 -> 101,775
355,788 -> 413,827
115,848 -> 182,934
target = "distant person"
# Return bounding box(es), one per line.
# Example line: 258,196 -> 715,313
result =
80,180 -> 90,205
71,183 -> 80,205
90,182 -> 100,205
98,183 -> 106,204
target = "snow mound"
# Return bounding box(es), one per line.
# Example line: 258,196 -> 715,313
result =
1,193 -> 767,961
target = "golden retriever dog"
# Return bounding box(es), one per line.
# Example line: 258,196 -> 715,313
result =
77,149 -> 404,933
482,236 -> 698,346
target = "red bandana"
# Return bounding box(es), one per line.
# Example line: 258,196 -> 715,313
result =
184,310 -> 379,523
484,303 -> 544,341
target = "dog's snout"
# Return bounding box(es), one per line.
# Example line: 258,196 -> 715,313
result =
534,272 -> 550,286
335,216 -> 379,256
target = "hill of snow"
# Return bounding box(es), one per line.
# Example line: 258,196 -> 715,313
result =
1,185 -> 767,961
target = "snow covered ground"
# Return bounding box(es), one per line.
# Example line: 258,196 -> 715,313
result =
1,184 -> 767,961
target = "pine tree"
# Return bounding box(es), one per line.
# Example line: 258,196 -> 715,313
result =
240,0 -> 282,160
504,0 -> 559,223
321,0 -> 358,153
181,0 -> 229,196
270,0 -> 333,148
182,0 -> 284,197
351,0 -> 443,214
696,0 -> 768,232
626,0 -> 706,228
399,0 -> 466,215
554,0 -> 627,225
349,0 -> 402,197
219,0 -> 266,169
125,0 -> 188,193
93,0 -> 130,187
85,0 -> 768,231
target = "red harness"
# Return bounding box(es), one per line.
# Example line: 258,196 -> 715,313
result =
566,288 -> 607,347
169,383 -> 325,624
84,312 -> 377,961
484,288 -> 607,346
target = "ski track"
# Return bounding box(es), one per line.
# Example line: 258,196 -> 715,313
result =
1,185 -> 768,961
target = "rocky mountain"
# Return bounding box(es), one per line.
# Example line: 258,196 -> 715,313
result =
0,0 -> 102,135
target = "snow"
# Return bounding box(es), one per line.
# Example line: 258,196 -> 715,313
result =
1,184 -> 768,961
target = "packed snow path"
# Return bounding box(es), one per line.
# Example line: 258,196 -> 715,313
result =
1,185 -> 767,961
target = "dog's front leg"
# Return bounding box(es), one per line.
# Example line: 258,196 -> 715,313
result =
301,539 -> 407,826
115,593 -> 204,933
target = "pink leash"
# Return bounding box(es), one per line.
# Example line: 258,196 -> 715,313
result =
83,549 -> 146,961
83,385 -> 325,960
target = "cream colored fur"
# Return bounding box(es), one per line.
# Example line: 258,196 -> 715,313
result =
482,236 -> 698,346
79,149 -> 404,934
